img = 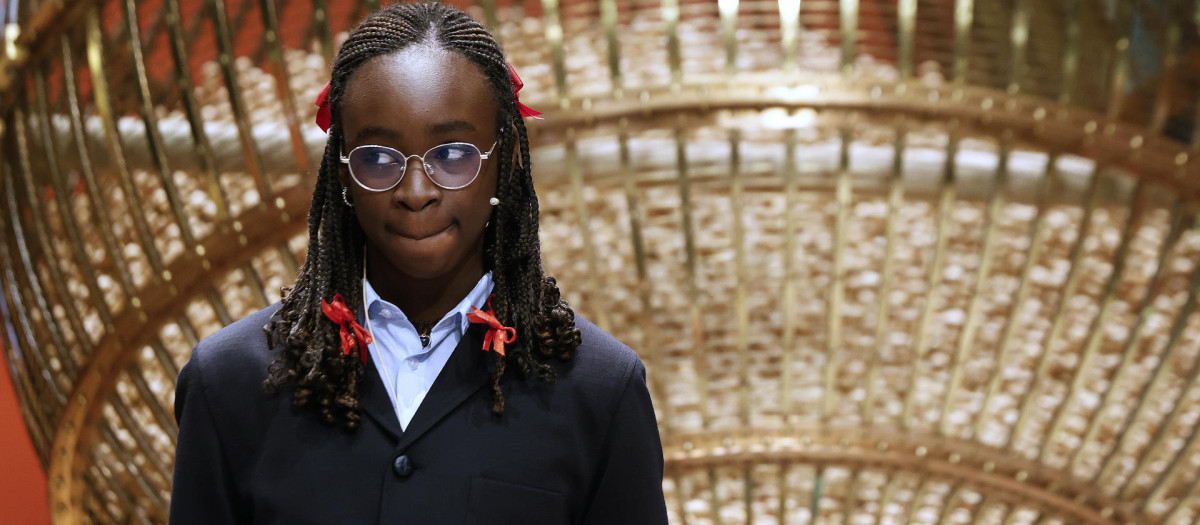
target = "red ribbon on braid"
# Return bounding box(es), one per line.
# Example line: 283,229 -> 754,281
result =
506,63 -> 543,119
314,81 -> 333,133
321,294 -> 372,364
467,295 -> 517,357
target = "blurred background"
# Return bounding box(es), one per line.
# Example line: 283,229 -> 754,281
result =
2,0 -> 1200,523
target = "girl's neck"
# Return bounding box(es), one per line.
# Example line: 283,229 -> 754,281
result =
364,246 -> 485,323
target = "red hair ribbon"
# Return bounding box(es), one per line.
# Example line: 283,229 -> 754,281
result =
467,295 -> 517,357
506,63 -> 543,119
314,81 -> 332,132
321,294 -> 372,363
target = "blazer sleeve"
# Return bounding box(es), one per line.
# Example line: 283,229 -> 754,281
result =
169,353 -> 248,525
582,360 -> 669,524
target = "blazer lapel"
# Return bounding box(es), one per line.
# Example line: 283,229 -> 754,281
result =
396,323 -> 491,449
360,358 -> 403,441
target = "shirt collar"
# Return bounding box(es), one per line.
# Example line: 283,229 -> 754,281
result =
361,271 -> 495,334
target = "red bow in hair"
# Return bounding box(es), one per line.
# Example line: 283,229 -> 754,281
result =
467,295 -> 517,357
321,294 -> 372,363
506,63 -> 543,119
314,81 -> 332,132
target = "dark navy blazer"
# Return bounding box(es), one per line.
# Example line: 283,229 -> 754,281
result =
168,303 -> 668,524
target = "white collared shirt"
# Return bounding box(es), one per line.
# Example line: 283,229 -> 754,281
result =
361,272 -> 494,430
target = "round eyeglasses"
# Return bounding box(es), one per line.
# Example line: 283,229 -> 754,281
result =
340,141 -> 498,191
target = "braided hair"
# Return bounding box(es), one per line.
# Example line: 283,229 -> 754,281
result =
264,2 -> 581,430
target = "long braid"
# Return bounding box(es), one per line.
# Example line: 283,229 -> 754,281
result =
265,2 -> 579,428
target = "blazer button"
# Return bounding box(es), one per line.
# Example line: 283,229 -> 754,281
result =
392,455 -> 413,478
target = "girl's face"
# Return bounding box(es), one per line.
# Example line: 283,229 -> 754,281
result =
339,45 -> 500,281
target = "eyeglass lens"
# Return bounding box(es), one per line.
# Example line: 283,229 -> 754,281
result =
348,143 -> 483,190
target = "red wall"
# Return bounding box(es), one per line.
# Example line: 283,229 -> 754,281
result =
0,341 -> 51,525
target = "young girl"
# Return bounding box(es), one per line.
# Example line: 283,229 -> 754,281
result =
168,3 -> 667,524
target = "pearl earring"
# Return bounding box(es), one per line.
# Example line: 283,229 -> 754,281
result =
342,187 -> 354,207
489,197 -> 500,206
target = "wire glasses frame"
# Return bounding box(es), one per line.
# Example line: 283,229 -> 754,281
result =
340,140 -> 498,191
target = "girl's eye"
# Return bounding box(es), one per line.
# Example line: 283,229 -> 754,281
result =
365,150 -> 400,165
434,145 -> 472,162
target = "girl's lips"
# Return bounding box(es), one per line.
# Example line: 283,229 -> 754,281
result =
391,222 -> 453,240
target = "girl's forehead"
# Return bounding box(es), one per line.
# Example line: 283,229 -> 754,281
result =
341,47 -> 497,139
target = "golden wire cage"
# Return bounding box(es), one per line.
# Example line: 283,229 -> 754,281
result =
2,0 -> 1200,523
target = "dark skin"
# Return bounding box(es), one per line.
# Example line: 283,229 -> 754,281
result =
339,44 -> 500,323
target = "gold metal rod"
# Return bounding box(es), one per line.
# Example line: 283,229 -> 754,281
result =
1037,181 -> 1146,463
311,0 -> 335,67
719,0 -> 737,76
778,460 -> 790,524
207,0 -> 272,199
565,138 -> 610,331
1147,1 -> 1181,134
122,0 -> 197,248
175,315 -> 202,351
107,388 -> 173,489
953,0 -> 975,84
1104,0 -> 1135,121
242,263 -> 272,310
843,468 -> 862,524
0,295 -> 50,454
780,128 -> 798,422
810,465 -> 825,519
259,0 -> 312,177
672,472 -> 690,525
839,0 -> 858,76
1112,255 -> 1200,498
897,0 -> 916,78
59,34 -> 145,298
729,129 -> 750,426
901,475 -> 929,524
480,0 -> 499,40
98,423 -> 168,522
11,109 -> 84,377
31,64 -> 113,329
902,128 -> 958,429
125,362 -> 177,441
1005,164 -> 1103,452
933,483 -> 962,525
1142,393 -> 1200,512
618,127 -> 673,437
969,495 -> 995,525
82,471 -> 123,525
0,172 -> 66,412
675,124 -> 710,429
14,107 -> 94,374
600,0 -> 622,92
939,132 -> 1009,436
822,124 -> 851,422
1158,460 -> 1200,524
85,6 -> 167,273
1065,203 -> 1185,474
662,0 -> 682,85
1008,0 -> 1031,93
742,463 -> 753,524
150,337 -> 180,383
207,290 -> 235,326
707,467 -> 724,525
162,0 -> 230,220
872,469 -> 898,525
1058,0 -> 1082,105
971,154 -> 1055,440
541,0 -> 568,99
276,243 -> 301,276
779,0 -> 801,73
864,121 -> 905,425
1091,216 -> 1200,483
